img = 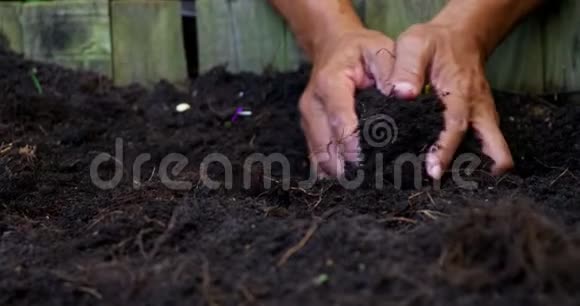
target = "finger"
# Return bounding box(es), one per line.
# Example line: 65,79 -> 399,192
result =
303,132 -> 331,179
426,95 -> 469,180
388,32 -> 431,99
472,102 -> 514,175
317,76 -> 361,167
363,38 -> 396,95
299,89 -> 344,178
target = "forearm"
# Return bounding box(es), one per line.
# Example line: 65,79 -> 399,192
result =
431,0 -> 542,57
268,0 -> 363,60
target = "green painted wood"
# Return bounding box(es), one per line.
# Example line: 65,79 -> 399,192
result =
111,0 -> 187,86
485,13 -> 544,94
21,0 -> 112,76
543,0 -> 580,92
196,0 -> 237,72
364,0 -> 445,37
0,2 -> 23,53
197,0 -> 291,73
196,0 -> 370,73
229,0 -> 288,72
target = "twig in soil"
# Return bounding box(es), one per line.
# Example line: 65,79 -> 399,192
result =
38,124 -> 48,136
249,134 -> 256,149
144,216 -> 166,228
86,210 -> 124,230
379,216 -> 418,224
549,168 -> 570,187
277,220 -> 319,267
238,283 -> 256,304
418,210 -> 448,220
147,167 -> 157,182
0,143 -> 13,156
408,191 -> 425,201
136,228 -> 155,259
201,256 -> 220,306
78,286 -> 103,300
310,186 -> 330,209
51,270 -> 102,300
426,192 -> 436,205
148,204 -> 181,259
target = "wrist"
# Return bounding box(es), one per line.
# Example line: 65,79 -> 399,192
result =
430,0 -> 540,57
306,21 -> 365,62
271,0 -> 365,61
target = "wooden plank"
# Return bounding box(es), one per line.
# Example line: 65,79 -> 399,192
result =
111,0 -> 187,86
197,0 -> 290,73
0,2 -> 23,53
196,0 -> 369,73
196,0 -> 237,72
364,0 -> 445,38
485,13 -> 544,94
21,0 -> 112,76
542,0 -> 580,92
229,0 -> 288,72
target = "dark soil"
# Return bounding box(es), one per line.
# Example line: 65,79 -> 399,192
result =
1,48 -> 580,306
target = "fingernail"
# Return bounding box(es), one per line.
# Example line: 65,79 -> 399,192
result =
393,82 -> 418,99
426,153 -> 442,180
427,164 -> 443,180
342,138 -> 361,164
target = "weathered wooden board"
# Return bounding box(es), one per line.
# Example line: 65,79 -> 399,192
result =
196,0 -> 369,73
196,0 -> 292,73
21,0 -> 112,77
0,2 -> 23,53
364,0 -> 445,37
229,0 -> 288,72
196,0 -> 237,72
111,0 -> 187,86
485,13 -> 544,94
543,0 -> 580,92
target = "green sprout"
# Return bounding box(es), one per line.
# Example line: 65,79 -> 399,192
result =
30,68 -> 43,94
313,273 -> 329,286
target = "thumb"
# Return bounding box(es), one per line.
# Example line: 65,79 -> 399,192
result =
388,32 -> 431,100
362,37 -> 396,95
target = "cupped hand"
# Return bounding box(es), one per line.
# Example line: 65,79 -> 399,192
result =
386,22 -> 514,180
300,28 -> 396,178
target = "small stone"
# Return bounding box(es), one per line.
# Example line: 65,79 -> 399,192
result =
176,103 -> 191,112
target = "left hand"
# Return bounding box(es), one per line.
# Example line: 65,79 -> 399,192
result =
385,22 -> 514,180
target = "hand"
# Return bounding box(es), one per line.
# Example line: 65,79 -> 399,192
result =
300,27 -> 395,177
386,22 -> 514,180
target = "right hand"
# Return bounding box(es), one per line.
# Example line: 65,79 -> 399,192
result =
300,27 -> 396,178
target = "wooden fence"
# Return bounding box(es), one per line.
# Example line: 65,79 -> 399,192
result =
0,0 -> 187,86
197,0 -> 580,94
